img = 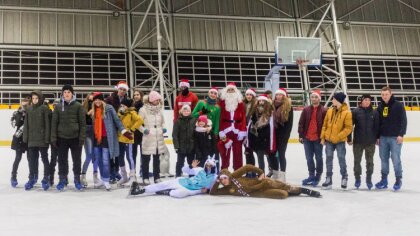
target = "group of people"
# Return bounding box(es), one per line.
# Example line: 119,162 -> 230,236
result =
9,78 -> 407,199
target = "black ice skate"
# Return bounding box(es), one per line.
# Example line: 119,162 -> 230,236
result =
129,181 -> 145,196
301,188 -> 322,198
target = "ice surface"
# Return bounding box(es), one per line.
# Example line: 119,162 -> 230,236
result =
1,143 -> 419,236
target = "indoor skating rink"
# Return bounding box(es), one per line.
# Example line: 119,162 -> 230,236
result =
1,143 -> 419,236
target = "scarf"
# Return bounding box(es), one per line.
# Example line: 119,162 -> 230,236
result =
274,100 -> 289,126
94,106 -> 103,144
195,126 -> 208,133
206,97 -> 216,105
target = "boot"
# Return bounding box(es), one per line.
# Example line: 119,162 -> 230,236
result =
366,174 -> 373,190
300,188 -> 322,198
104,181 -> 111,191
126,170 -> 137,186
354,176 -> 361,189
117,167 -> 128,186
279,171 -> 286,182
81,174 -> 88,187
375,174 -> 388,189
322,176 -> 332,190
56,176 -> 67,191
312,175 -> 321,187
129,181 -> 145,195
302,175 -> 315,186
41,176 -> 50,191
24,178 -> 35,191
272,170 -> 280,180
341,176 -> 348,189
155,189 -> 172,196
266,168 -> 273,178
11,176 -> 18,188
143,179 -> 150,185
393,177 -> 402,191
93,172 -> 100,186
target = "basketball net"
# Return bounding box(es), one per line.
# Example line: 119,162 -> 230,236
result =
296,58 -> 310,71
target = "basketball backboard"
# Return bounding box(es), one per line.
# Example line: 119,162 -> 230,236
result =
275,37 -> 322,66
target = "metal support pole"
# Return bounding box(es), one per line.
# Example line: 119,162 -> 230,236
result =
167,0 -> 178,107
154,0 -> 164,97
330,0 -> 348,102
301,65 -> 310,106
126,0 -> 135,94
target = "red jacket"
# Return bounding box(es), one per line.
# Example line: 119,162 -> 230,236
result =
173,92 -> 198,121
218,100 -> 247,139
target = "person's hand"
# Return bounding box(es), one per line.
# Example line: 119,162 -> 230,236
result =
397,136 -> 403,144
299,138 -> 303,144
320,139 -> 325,145
144,129 -> 150,135
258,173 -> 265,180
191,159 -> 200,168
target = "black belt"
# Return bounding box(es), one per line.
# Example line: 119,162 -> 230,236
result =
223,119 -> 240,123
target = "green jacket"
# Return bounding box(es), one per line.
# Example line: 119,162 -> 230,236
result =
23,90 -> 51,147
172,115 -> 196,154
51,96 -> 86,143
192,99 -> 221,136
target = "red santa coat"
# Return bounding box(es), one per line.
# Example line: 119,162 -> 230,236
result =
218,100 -> 247,140
173,92 -> 199,121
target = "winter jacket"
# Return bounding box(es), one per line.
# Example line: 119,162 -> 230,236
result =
23,91 -> 51,148
320,103 -> 353,144
173,115 -> 196,154
118,107 -> 143,144
298,105 -> 327,139
11,106 -> 27,151
351,105 -> 379,144
210,165 -> 296,199
192,98 -> 221,136
377,96 -> 407,137
91,102 -> 125,159
194,123 -> 215,159
247,113 -> 276,153
133,101 -> 144,145
105,91 -> 127,112
173,91 -> 199,121
51,95 -> 86,143
274,107 -> 294,141
139,103 -> 166,155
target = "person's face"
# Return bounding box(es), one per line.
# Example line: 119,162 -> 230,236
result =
258,100 -> 265,106
180,86 -> 188,91
120,104 -> 128,110
332,98 -> 340,107
118,88 -> 127,97
182,109 -> 191,117
381,90 -> 392,104
246,94 -> 254,102
21,100 -> 29,106
198,121 -> 206,127
310,94 -> 320,105
31,95 -> 39,105
275,94 -> 284,101
219,175 -> 230,186
361,98 -> 371,108
150,100 -> 160,106
208,91 -> 218,100
94,99 -> 102,107
227,88 -> 235,93
63,90 -> 73,102
133,91 -> 142,102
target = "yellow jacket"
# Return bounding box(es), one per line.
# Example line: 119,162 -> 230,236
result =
320,103 -> 352,144
118,107 -> 143,144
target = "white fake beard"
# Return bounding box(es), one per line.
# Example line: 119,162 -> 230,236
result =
224,93 -> 240,112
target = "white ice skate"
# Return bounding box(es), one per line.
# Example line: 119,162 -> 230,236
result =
80,174 -> 88,187
117,167 -> 129,187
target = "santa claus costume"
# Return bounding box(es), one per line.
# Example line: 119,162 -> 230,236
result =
217,82 -> 247,170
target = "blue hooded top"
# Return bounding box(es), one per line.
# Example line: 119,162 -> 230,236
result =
178,166 -> 217,191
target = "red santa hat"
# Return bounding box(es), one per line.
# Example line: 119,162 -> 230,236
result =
179,78 -> 190,88
275,88 -> 288,97
226,82 -> 237,90
311,89 -> 321,99
257,94 -> 269,102
245,88 -> 256,97
209,87 -> 219,95
115,81 -> 129,91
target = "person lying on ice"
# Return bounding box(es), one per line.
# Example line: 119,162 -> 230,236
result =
209,165 -> 321,199
129,157 -> 217,198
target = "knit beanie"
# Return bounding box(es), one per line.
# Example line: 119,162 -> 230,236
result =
333,92 -> 346,104
148,91 -> 162,103
62,84 -> 74,94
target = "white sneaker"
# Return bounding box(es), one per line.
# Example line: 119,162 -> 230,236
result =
104,181 -> 111,191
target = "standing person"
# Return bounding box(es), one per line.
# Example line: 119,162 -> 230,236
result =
173,105 -> 196,177
246,94 -> 278,176
80,93 -> 99,187
117,98 -> 143,186
194,115 -> 214,167
49,98 -> 61,186
91,92 -> 132,191
10,98 -> 29,188
23,91 -> 51,191
320,92 -> 352,190
375,87 -> 407,191
105,80 -> 129,182
217,82 -> 247,170
173,78 -> 199,121
51,85 -> 86,191
139,91 -> 166,185
132,89 -> 144,177
273,88 -> 294,182
243,88 -> 257,168
350,94 -> 379,190
192,87 -> 221,170
298,90 -> 327,187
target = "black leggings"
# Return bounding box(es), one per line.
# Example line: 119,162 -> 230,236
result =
276,138 -> 289,172
141,154 -> 160,180
11,149 -> 24,177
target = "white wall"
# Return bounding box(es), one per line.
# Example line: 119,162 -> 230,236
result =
1,110 -> 419,142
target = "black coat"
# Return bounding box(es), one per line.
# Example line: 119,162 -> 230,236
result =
351,106 -> 379,144
275,108 -> 294,141
133,101 -> 144,145
248,113 -> 272,152
194,130 -> 214,159
11,108 -> 27,152
172,115 -> 196,154
377,96 -> 407,137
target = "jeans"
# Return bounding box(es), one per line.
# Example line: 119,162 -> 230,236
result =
118,143 -> 135,171
303,139 -> 323,178
28,147 -> 50,179
94,147 -> 110,182
353,143 -> 375,177
379,136 -> 403,178
82,134 -> 98,174
325,141 -> 347,177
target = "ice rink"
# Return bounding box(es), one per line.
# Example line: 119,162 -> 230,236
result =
1,143 -> 419,236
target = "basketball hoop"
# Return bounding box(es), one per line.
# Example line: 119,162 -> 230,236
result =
296,58 -> 310,71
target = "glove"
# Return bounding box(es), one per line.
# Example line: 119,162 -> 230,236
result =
219,131 -> 226,140
237,132 -> 246,141
144,129 -> 150,135
162,128 -> 167,134
123,131 -> 134,140
79,139 -> 84,147
224,140 -> 233,149
201,107 -> 209,115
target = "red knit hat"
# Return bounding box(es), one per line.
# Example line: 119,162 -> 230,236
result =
245,88 -> 256,97
198,115 -> 208,125
275,88 -> 288,97
179,78 -> 190,88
